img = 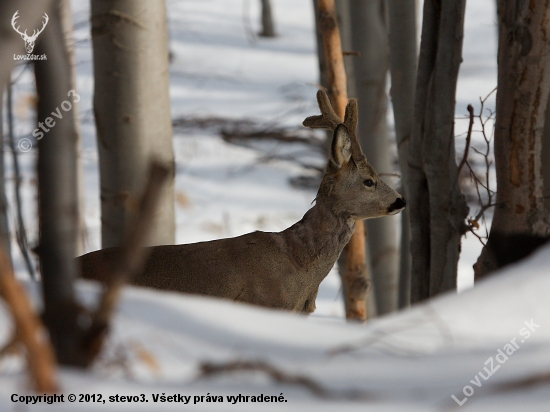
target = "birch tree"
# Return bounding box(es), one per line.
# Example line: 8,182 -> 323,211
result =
333,0 -> 377,318
387,0 -> 417,308
474,0 -> 550,277
348,0 -> 401,315
60,0 -> 86,255
91,0 -> 175,248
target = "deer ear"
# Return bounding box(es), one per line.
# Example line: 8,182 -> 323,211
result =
331,125 -> 352,168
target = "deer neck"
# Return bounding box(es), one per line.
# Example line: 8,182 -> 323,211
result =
282,199 -> 354,277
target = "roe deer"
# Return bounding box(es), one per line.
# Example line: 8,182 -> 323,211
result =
79,91 -> 405,313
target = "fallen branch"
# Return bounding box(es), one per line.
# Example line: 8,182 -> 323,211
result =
495,370 -> 550,392
199,360 -> 371,400
172,115 -> 324,149
221,128 -> 324,148
0,249 -> 58,392
256,153 -> 324,172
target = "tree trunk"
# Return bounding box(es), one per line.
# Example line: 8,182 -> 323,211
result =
409,0 -> 469,303
335,0 -> 355,97
313,0 -> 329,92
0,88 -> 10,256
386,0 -> 417,308
348,0 -> 400,316
334,0 -> 377,318
91,0 -> 175,249
60,0 -> 86,256
544,95 -> 550,211
34,0 -> 85,365
474,0 -> 550,278
259,0 -> 276,37
7,81 -> 35,278
316,0 -> 369,321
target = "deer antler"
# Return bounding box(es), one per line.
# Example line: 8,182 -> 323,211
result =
303,90 -> 358,133
303,90 -> 363,160
11,11 -> 26,38
28,13 -> 49,41
303,90 -> 342,131
343,98 -> 358,136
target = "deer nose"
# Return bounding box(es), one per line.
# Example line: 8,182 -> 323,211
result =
388,197 -> 406,213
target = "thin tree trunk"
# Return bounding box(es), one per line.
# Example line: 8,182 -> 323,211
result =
409,0 -> 468,302
259,0 -> 276,37
474,0 -> 550,278
348,0 -> 400,316
0,88 -> 10,256
335,0 -> 356,97
397,205 -> 411,306
317,0 -> 369,321
386,0 -> 417,308
313,0 -> 329,92
7,82 -> 35,278
91,0 -> 175,249
34,0 -> 84,365
60,0 -> 86,256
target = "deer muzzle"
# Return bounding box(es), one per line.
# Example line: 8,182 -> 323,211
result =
387,197 -> 406,215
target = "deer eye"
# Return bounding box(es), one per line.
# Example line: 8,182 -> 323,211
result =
363,179 -> 374,187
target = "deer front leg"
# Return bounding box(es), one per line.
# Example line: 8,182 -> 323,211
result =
301,290 -> 318,314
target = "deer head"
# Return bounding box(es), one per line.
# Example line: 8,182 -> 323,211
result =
303,90 -> 405,220
12,11 -> 49,54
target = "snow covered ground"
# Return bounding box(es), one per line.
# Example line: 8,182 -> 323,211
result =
3,0 -> 548,410
2,244 -> 549,411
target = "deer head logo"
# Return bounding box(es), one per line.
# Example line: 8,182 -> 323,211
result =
11,11 -> 49,54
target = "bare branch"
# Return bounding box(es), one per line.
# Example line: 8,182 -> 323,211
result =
495,370 -> 550,392
457,104 -> 474,175
199,360 -> 371,400
458,89 -> 498,245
